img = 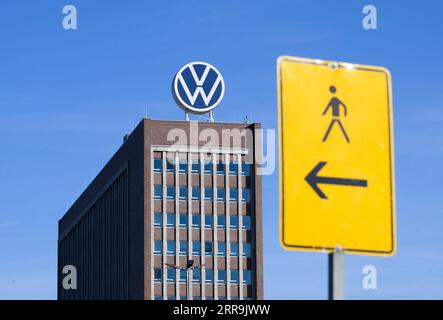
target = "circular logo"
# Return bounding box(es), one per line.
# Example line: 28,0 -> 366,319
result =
172,61 -> 225,114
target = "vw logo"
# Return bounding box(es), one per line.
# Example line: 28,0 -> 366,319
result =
172,61 -> 225,114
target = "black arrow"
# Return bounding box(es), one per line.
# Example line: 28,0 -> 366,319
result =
305,162 -> 368,199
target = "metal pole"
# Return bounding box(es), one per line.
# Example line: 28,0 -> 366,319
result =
186,269 -> 189,300
328,250 -> 345,300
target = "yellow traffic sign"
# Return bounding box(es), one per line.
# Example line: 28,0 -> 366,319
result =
277,56 -> 396,256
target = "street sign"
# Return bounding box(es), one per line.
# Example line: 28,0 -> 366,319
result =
277,56 -> 396,256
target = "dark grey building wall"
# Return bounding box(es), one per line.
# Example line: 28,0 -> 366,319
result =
58,122 -> 145,300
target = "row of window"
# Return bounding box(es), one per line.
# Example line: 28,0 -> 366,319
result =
154,159 -> 252,176
153,213 -> 251,230
153,186 -> 251,203
154,268 -> 252,284
153,241 -> 252,257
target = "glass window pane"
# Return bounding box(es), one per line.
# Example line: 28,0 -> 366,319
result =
216,162 -> 225,174
230,188 -> 238,202
154,186 -> 162,199
179,160 -> 187,173
191,160 -> 200,173
242,163 -> 251,176
154,268 -> 162,282
218,270 -> 226,283
205,242 -> 213,256
154,213 -> 162,227
204,161 -> 212,174
166,160 -> 174,172
154,240 -> 162,254
192,187 -> 200,200
230,216 -> 238,229
166,213 -> 175,227
154,159 -> 162,172
179,187 -> 187,200
180,241 -> 188,256
192,242 -> 201,255
217,242 -> 226,256
243,243 -> 251,257
204,215 -> 213,228
205,269 -> 214,283
192,269 -> 201,283
243,270 -> 252,284
230,243 -> 239,256
192,215 -> 200,228
180,269 -> 187,282
230,270 -> 239,283
167,241 -> 175,255
166,187 -> 175,200
179,214 -> 188,227
217,188 -> 225,201
217,215 -> 225,229
242,188 -> 251,203
167,268 -> 175,283
229,162 -> 238,175
242,215 -> 251,230
204,188 -> 213,201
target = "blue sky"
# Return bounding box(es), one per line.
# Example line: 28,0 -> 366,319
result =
0,0 -> 442,299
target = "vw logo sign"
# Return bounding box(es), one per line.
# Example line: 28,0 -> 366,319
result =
173,61 -> 225,114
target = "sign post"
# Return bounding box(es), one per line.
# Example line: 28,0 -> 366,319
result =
277,56 -> 396,298
328,249 -> 345,300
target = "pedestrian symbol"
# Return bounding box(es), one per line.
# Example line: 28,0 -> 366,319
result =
322,86 -> 350,143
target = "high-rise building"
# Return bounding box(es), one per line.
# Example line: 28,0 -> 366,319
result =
58,119 -> 263,300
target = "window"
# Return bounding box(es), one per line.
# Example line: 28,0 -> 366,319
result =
167,295 -> 175,300
242,188 -> 251,203
179,241 -> 188,256
217,215 -> 225,229
229,162 -> 238,175
153,159 -> 162,173
191,160 -> 200,173
205,269 -> 214,283
204,215 -> 213,228
217,242 -> 226,256
179,160 -> 187,173
230,270 -> 239,284
216,188 -> 225,202
230,243 -> 239,257
218,270 -> 226,283
204,188 -> 212,201
153,213 -> 162,227
180,269 -> 187,283
243,243 -> 251,257
154,268 -> 162,282
204,161 -> 212,174
166,213 -> 175,227
230,216 -> 238,229
242,216 -> 251,230
243,270 -> 252,284
154,240 -> 162,254
154,186 -> 162,199
154,296 -> 163,300
179,187 -> 187,200
166,160 -> 174,172
166,241 -> 175,255
192,187 -> 200,200
216,162 -> 225,174
192,242 -> 201,255
229,188 -> 238,202
167,268 -> 175,283
179,214 -> 188,228
192,215 -> 200,228
192,269 -> 201,283
166,187 -> 175,200
205,242 -> 213,256
241,163 -> 251,176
